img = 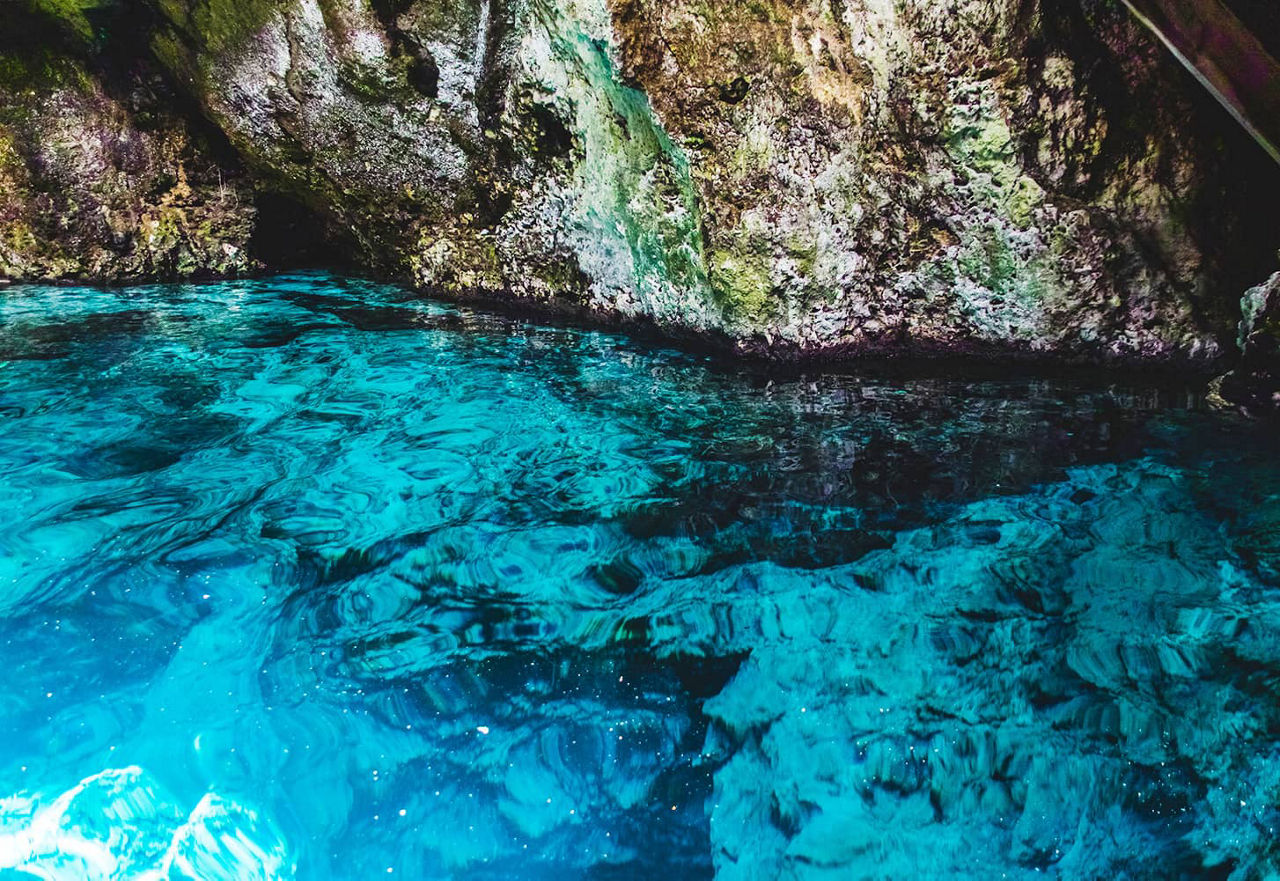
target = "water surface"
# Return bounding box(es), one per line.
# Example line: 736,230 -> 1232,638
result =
0,274 -> 1277,879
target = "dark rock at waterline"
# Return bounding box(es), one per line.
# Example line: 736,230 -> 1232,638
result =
1220,272 -> 1280,415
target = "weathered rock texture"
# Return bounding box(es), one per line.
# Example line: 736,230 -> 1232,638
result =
3,0 -> 1280,378
0,6 -> 256,281
1219,272 -> 1280,413
606,0 -> 1280,362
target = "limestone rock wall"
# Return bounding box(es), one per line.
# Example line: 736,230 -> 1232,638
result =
605,0 -> 1280,362
0,7 -> 256,282
3,0 -> 1279,381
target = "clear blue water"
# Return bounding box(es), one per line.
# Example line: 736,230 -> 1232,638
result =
0,273 -> 1277,880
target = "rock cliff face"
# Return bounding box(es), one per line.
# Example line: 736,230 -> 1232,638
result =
0,5 -> 256,281
2,0 -> 1279,378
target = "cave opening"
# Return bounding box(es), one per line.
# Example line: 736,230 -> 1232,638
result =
248,193 -> 348,272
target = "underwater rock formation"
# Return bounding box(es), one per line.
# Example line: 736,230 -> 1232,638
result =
2,0 -> 1279,380
1,274 -> 1277,877
0,766 -> 291,877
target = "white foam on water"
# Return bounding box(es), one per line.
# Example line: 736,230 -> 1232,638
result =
0,767 -> 294,880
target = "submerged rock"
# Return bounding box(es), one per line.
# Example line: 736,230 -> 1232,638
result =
3,0 -> 1279,379
0,273 -> 1277,877
0,766 -> 292,879
696,457 -> 1280,879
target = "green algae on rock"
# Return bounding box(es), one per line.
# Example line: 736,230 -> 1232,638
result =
607,0 -> 1279,363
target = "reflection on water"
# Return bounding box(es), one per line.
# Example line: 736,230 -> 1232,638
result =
0,274 -> 1276,879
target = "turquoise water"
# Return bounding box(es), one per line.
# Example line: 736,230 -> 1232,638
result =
0,274 -> 1278,879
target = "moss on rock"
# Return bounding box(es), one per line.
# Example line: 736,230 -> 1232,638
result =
0,6 -> 257,283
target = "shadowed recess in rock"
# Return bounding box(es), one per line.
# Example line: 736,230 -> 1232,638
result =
0,274 -> 1277,879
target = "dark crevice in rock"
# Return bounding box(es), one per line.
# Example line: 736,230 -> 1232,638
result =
403,42 -> 440,99
248,192 -> 347,271
367,0 -> 415,31
528,101 -> 574,158
716,76 -> 750,104
368,0 -> 441,100
474,185 -> 514,228
476,0 -> 516,135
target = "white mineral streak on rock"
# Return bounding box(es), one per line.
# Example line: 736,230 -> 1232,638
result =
475,0 -> 492,82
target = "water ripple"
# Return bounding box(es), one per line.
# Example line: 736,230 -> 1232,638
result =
0,273 -> 1276,878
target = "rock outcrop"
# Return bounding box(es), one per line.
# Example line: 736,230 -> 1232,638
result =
2,0 -> 1279,380
1219,272 -> 1280,413
604,0 -> 1280,362
0,5 -> 256,282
